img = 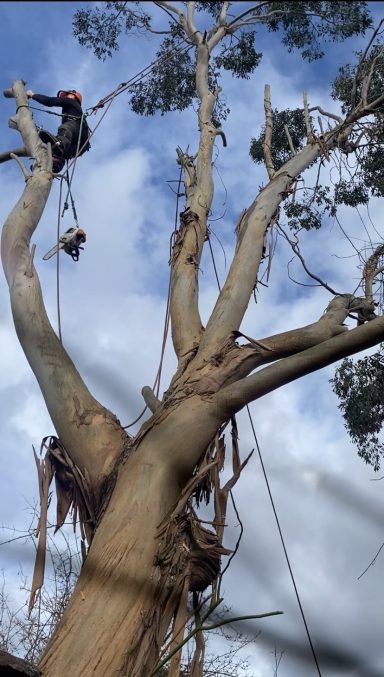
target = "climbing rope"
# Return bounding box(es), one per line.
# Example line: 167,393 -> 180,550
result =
30,37 -> 191,170
86,38 -> 191,114
55,179 -> 64,343
35,38 -> 192,415
122,165 -> 183,429
207,229 -> 322,676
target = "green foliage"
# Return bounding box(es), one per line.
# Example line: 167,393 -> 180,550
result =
330,41 -> 384,202
331,351 -> 384,471
129,27 -> 196,116
334,179 -> 369,207
360,145 -> 384,198
194,1 -> 223,19
250,108 -> 307,169
213,33 -> 262,79
127,24 -> 229,121
284,186 -> 337,231
331,141 -> 384,206
332,44 -> 384,113
265,1 -> 371,60
73,2 -> 151,60
72,1 -> 372,118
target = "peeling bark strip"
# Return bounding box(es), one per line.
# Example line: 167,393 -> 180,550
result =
29,436 -> 98,614
170,208 -> 200,266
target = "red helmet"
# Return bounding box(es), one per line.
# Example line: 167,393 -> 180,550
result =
57,90 -> 82,105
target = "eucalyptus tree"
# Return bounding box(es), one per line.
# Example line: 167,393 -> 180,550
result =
2,2 -> 384,676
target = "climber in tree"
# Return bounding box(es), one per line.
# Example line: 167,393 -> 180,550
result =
26,89 -> 90,173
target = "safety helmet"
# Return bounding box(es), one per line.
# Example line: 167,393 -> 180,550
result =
57,90 -> 82,105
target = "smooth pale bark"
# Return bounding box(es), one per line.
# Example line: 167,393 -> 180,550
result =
196,143 -> 327,362
216,316 -> 384,417
170,41 -> 216,357
185,296 -> 353,395
1,82 -> 127,488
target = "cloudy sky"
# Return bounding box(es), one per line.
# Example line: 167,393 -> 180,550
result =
1,2 -> 384,675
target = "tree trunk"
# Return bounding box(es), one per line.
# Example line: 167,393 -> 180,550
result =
39,398 -> 221,677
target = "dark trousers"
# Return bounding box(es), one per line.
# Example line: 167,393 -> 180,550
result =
57,124 -> 80,159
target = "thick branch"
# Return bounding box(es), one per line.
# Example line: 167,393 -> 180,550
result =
195,140 -> 329,363
189,294 -> 353,395
1,81 -> 127,489
186,1 -> 197,38
170,42 -> 216,358
219,1 -> 229,25
215,316 -> 384,418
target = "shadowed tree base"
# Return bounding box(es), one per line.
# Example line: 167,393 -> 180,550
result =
0,650 -> 41,676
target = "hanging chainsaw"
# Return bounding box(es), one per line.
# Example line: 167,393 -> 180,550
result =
43,169 -> 87,262
43,227 -> 87,262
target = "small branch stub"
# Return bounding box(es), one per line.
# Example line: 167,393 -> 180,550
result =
10,152 -> 31,180
141,386 -> 161,412
262,84 -> 275,179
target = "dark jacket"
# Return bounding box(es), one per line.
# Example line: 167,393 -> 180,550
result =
31,94 -> 90,156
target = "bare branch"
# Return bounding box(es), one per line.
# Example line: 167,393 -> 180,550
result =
363,244 -> 384,302
308,106 -> 343,124
361,46 -> 384,106
169,41 -> 219,358
186,1 -> 197,38
10,152 -> 30,181
215,316 -> 384,417
219,1 -> 229,25
155,0 -> 201,43
350,19 -> 384,109
227,1 -> 272,29
0,146 -> 28,164
141,386 -> 161,413
303,91 -> 314,142
195,139 -> 330,363
154,1 -> 184,18
277,224 -> 340,295
262,85 -> 275,179
284,124 -> 296,156
192,295 -> 357,392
